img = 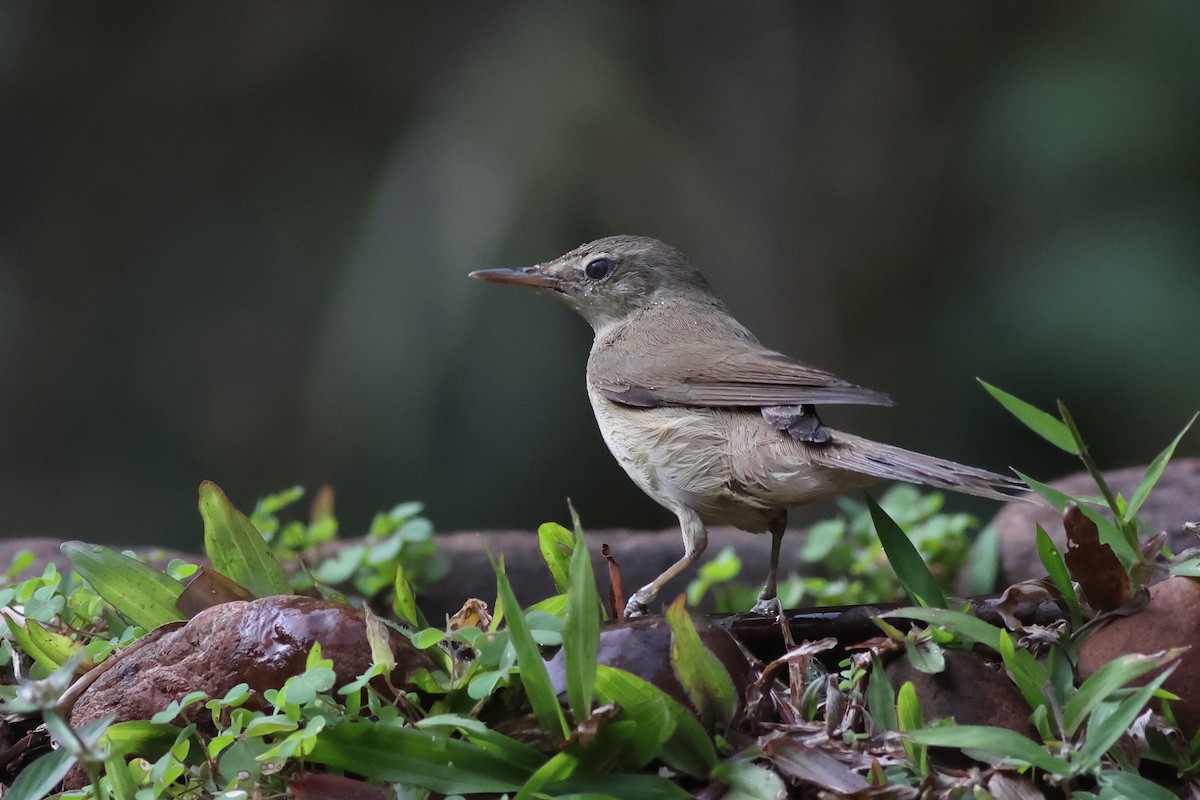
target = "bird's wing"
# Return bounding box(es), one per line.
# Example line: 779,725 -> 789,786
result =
593,343 -> 893,409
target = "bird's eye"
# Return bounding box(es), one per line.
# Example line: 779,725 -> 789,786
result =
584,257 -> 612,280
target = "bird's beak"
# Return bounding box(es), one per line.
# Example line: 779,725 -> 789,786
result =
468,266 -> 564,291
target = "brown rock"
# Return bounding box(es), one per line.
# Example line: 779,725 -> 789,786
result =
69,596 -> 434,733
990,459 -> 1200,585
884,648 -> 1036,738
545,614 -> 753,724
1078,576 -> 1200,736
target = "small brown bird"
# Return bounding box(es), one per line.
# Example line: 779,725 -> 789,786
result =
471,235 -> 1019,617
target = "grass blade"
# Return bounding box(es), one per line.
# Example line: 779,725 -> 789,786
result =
308,720 -> 531,793
1124,412 -> 1197,524
494,556 -> 569,739
1036,525 -> 1083,630
979,380 -> 1078,454
868,495 -> 946,608
906,725 -> 1072,773
563,525 -> 599,721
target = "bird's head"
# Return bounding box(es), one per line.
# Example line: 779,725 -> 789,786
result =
470,235 -> 712,330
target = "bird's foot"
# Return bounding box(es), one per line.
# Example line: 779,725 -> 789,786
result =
761,404 -> 831,445
749,595 -> 782,617
623,596 -> 650,619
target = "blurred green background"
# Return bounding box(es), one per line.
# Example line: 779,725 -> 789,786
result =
0,2 -> 1197,549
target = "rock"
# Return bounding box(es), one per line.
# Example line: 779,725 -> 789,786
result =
1078,576 -> 1200,737
884,649 -> 1036,738
990,459 -> 1200,585
544,614 -> 753,725
68,595 -> 434,733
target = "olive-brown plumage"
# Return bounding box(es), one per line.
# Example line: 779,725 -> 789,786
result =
471,235 -> 1019,616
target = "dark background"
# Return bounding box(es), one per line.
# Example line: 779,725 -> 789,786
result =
1,2 -> 1197,549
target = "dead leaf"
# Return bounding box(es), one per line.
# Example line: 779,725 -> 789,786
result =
1063,505 -> 1131,611
602,543 -> 625,620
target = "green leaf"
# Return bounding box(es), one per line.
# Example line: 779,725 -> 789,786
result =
997,629 -> 1048,715
308,720 -> 532,794
61,541 -> 186,630
979,380 -> 1079,454
963,526 -> 999,595
199,481 -> 290,598
882,607 -> 1002,650
550,773 -> 691,800
904,635 -> 945,674
1125,412 -> 1197,524
896,682 -> 927,774
908,724 -> 1072,773
1014,470 -> 1072,512
564,525 -> 600,721
711,759 -> 787,800
867,655 -> 897,732
392,563 -> 425,628
2,614 -> 63,672
494,556 -> 570,738
416,714 -> 546,774
3,744 -> 77,800
1076,667 -> 1175,770
1036,525 -> 1082,629
1065,652 -> 1179,739
665,596 -> 737,730
1099,770 -> 1180,800
538,522 -> 575,593
593,665 -> 716,777
868,495 -> 946,608
100,720 -> 183,760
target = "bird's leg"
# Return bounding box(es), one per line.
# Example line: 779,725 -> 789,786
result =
624,506 -> 707,618
751,515 -> 788,616
761,404 -> 831,445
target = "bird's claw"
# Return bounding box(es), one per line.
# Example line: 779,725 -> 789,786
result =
750,595 -> 782,617
623,597 -> 650,619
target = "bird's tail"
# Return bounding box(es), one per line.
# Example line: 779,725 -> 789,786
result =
815,430 -> 1024,502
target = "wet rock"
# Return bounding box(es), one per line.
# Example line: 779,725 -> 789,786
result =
1078,576 -> 1200,737
989,459 -> 1200,585
545,614 -> 752,722
883,649 -> 1036,738
69,595 -> 434,733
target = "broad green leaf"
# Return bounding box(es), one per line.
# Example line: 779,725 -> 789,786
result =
979,380 -> 1078,454
538,522 -> 575,593
1036,525 -> 1082,629
516,748 -> 582,800
1065,652 -> 1180,739
198,481 -> 290,598
904,635 -> 945,674
594,665 -> 716,777
2,614 -> 63,672
666,596 -> 737,730
882,607 -> 1001,650
868,495 -> 946,608
1125,412 -> 1197,523
1099,769 -> 1180,800
1076,667 -> 1175,770
308,720 -> 532,794
416,714 -> 545,774
392,563 -> 424,628
494,556 -> 569,738
100,721 -> 182,760
896,682 -> 927,774
3,744 -> 76,800
60,541 -> 186,630
997,629 -> 1048,714
564,525 -> 599,721
906,725 -> 1072,773
964,526 -> 999,595
710,759 -> 787,800
866,656 -> 897,732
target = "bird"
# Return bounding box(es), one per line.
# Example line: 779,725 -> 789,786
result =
470,235 -> 1020,617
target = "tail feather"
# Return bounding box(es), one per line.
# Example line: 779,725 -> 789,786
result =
815,430 -> 1024,502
